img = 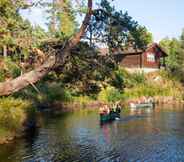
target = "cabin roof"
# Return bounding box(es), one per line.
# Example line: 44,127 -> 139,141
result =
146,43 -> 168,57
99,43 -> 168,57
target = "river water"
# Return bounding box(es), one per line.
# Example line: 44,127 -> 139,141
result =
1,106 -> 184,162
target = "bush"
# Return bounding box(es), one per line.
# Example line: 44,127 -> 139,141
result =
123,81 -> 184,100
98,86 -> 123,103
40,83 -> 73,103
110,69 -> 124,90
0,97 -> 33,132
159,69 -> 175,81
14,81 -> 74,105
4,58 -> 21,78
131,72 -> 146,85
116,68 -> 146,88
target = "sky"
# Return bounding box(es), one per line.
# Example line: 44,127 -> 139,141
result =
21,0 -> 184,42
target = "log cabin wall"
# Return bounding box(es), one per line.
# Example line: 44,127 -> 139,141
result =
115,53 -> 142,68
108,43 -> 168,69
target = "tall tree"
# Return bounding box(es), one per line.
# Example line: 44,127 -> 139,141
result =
0,0 -> 47,60
160,35 -> 184,76
0,0 -> 93,96
48,0 -> 76,38
85,0 -> 152,51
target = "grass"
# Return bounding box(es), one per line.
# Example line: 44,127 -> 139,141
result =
0,97 -> 35,141
122,69 -> 184,100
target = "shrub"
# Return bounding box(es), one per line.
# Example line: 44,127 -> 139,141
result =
0,97 -> 33,132
15,81 -> 74,105
131,72 -> 146,85
117,68 -> 146,88
98,86 -> 123,103
110,69 -> 124,90
4,58 -> 21,78
44,83 -> 73,102
123,81 -> 184,100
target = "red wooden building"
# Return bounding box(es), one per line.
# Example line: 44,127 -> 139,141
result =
112,43 -> 168,70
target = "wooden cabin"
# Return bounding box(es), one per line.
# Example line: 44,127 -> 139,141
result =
100,43 -> 168,72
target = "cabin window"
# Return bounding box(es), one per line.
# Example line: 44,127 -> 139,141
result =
147,53 -> 155,62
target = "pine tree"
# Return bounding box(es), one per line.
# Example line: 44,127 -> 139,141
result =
48,0 -> 76,38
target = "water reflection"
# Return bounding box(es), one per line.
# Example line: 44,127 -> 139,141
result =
0,105 -> 184,161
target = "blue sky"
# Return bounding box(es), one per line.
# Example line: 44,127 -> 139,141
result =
112,0 -> 184,42
21,0 -> 184,42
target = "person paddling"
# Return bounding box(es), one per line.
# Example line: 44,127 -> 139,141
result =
115,102 -> 121,113
99,104 -> 110,115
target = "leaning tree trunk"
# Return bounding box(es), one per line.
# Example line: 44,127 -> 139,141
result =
0,0 -> 92,96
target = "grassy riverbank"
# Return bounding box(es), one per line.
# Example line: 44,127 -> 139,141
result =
122,69 -> 184,101
0,97 -> 36,144
21,68 -> 184,107
73,69 -> 184,106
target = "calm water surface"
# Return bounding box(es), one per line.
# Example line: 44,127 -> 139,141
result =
1,106 -> 184,162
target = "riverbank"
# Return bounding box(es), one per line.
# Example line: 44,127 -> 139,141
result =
41,95 -> 184,112
0,97 -> 37,144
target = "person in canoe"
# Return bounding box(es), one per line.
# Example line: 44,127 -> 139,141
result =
115,101 -> 121,113
111,102 -> 121,119
100,104 -> 115,123
99,104 -> 110,115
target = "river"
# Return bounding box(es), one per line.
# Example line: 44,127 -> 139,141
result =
1,105 -> 184,162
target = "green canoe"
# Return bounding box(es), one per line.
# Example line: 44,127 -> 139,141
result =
100,111 -> 120,123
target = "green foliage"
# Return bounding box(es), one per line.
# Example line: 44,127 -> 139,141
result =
159,30 -> 184,82
124,82 -> 183,100
159,69 -> 178,81
4,58 -> 21,78
88,0 -> 151,50
0,0 -> 32,49
56,42 -> 117,95
41,83 -> 73,103
110,69 -> 124,90
131,72 -> 146,85
0,0 -> 48,62
124,84 -> 162,98
73,95 -> 94,106
98,86 -> 123,103
47,0 -> 77,38
0,71 -> 6,82
160,38 -> 184,71
0,58 -> 21,81
0,97 -> 33,131
131,26 -> 153,49
123,70 -> 184,100
115,68 -> 145,88
15,80 -> 74,105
